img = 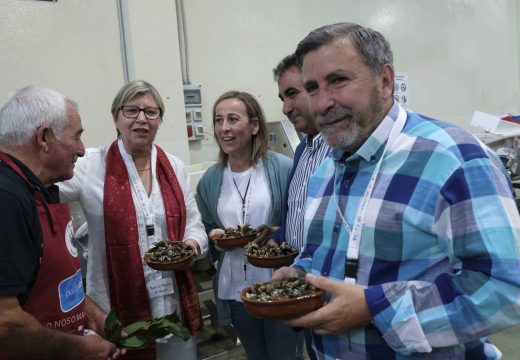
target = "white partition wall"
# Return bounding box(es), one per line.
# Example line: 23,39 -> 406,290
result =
0,0 -> 190,163
183,0 -> 520,163
0,1 -> 518,165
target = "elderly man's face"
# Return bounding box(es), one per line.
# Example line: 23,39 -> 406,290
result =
302,39 -> 391,153
44,104 -> 85,184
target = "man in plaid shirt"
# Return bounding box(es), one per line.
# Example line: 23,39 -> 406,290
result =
273,22 -> 520,359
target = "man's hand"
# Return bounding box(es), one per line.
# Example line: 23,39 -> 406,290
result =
271,266 -> 304,281
81,333 -> 122,360
285,273 -> 372,335
254,225 -> 278,246
0,296 -> 125,359
84,296 -> 127,358
84,296 -> 108,337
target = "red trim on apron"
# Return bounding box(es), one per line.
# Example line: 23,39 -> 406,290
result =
0,152 -> 86,351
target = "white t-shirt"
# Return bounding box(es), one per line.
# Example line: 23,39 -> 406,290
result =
216,160 -> 272,301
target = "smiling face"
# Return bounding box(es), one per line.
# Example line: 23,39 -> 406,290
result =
277,66 -> 317,135
214,98 -> 259,160
302,39 -> 394,153
115,93 -> 160,155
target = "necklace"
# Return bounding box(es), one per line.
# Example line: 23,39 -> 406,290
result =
232,174 -> 251,223
137,167 -> 150,171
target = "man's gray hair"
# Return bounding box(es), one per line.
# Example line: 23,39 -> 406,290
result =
0,86 -> 78,146
295,22 -> 393,76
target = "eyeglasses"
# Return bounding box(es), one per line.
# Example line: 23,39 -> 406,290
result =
120,106 -> 161,120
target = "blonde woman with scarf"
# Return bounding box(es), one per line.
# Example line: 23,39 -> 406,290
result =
59,80 -> 208,360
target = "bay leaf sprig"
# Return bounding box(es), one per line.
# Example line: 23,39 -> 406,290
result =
104,311 -> 191,349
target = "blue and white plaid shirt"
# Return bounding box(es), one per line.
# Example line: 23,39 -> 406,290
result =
293,102 -> 520,359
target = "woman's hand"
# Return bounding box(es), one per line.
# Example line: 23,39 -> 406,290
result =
184,238 -> 201,257
209,228 -> 226,251
184,238 -> 201,266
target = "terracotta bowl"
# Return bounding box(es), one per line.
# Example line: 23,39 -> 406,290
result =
240,286 -> 325,320
213,234 -> 256,250
143,249 -> 194,271
246,252 -> 298,268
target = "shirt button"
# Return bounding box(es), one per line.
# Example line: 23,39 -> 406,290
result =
322,271 -> 328,276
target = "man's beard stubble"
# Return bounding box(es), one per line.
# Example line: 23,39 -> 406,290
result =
316,88 -> 385,154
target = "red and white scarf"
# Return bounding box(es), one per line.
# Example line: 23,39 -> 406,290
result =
103,140 -> 202,358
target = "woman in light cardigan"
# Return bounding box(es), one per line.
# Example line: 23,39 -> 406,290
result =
196,91 -> 304,360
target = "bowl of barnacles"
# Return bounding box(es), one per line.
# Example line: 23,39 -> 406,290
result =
240,277 -> 325,320
244,242 -> 299,268
144,241 -> 194,271
212,225 -> 257,250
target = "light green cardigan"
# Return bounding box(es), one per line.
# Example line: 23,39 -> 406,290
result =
195,151 -> 292,326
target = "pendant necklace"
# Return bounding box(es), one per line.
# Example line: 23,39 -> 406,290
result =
232,174 -> 251,225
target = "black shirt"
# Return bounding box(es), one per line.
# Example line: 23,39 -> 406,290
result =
0,155 -> 58,304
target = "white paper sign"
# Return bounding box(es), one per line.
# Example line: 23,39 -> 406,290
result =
394,72 -> 409,108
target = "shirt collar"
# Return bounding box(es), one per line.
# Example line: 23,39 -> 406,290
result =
331,101 -> 400,163
305,132 -> 324,150
2,153 -> 58,203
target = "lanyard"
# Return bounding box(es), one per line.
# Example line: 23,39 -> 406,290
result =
118,139 -> 156,246
225,164 -> 254,226
333,106 -> 407,283
233,174 -> 251,224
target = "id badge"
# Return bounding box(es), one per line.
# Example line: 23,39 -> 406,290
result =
146,277 -> 174,299
344,277 -> 356,285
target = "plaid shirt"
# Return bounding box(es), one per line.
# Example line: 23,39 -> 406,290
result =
294,103 -> 520,359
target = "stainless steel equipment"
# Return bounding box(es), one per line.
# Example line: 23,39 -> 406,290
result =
266,118 -> 302,159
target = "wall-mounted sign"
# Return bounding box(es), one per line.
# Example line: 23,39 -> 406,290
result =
394,72 -> 409,108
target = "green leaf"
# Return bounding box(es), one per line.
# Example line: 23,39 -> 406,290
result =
117,335 -> 148,349
163,313 -> 181,323
179,327 -> 191,340
123,320 -> 150,336
104,310 -> 191,348
104,310 -> 123,343
147,321 -> 172,338
166,323 -> 190,340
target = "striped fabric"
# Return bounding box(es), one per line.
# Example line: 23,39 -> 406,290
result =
293,102 -> 520,359
284,133 -> 330,251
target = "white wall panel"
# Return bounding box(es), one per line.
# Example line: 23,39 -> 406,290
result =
0,0 -> 190,163
0,0 -> 124,149
184,0 -> 520,163
0,1 -> 518,165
